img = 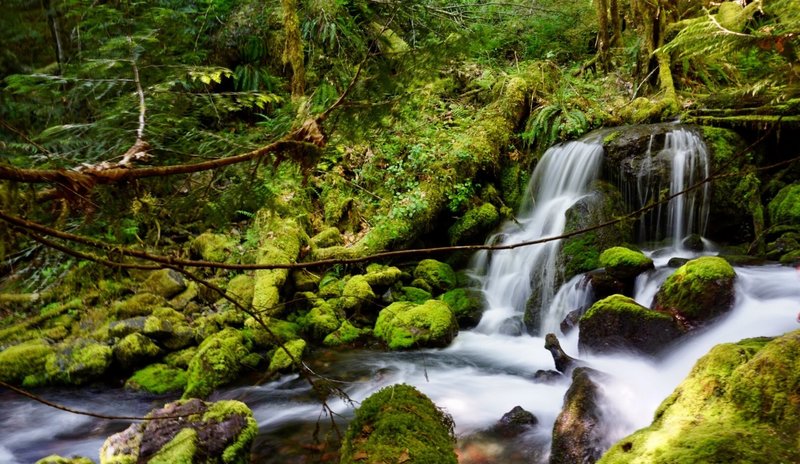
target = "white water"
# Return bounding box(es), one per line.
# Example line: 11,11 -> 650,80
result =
474,139 -> 603,335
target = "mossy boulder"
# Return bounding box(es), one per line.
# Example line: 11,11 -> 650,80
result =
654,256 -> 736,325
323,320 -> 371,347
225,274 -> 255,307
550,367 -> 606,464
290,269 -> 320,292
598,331 -> 800,464
438,288 -> 485,328
341,275 -> 376,311
579,295 -> 683,356
374,300 -> 458,350
143,307 -> 195,350
113,333 -> 162,369
560,181 -> 633,281
251,211 -> 306,316
363,264 -> 403,289
113,293 -> 167,318
413,260 -> 457,295
45,339 -> 113,385
309,226 -> 343,248
599,247 -> 654,281
109,317 -> 147,339
0,340 -> 53,385
448,202 -> 500,245
125,363 -> 187,394
183,328 -> 251,399
300,300 -> 344,341
768,183 -> 800,226
392,286 -> 433,304
164,347 -> 197,369
190,232 -> 237,262
35,456 -> 93,464
242,316 -> 299,349
339,384 -> 457,464
268,338 -> 306,372
100,398 -> 257,464
141,269 -> 187,299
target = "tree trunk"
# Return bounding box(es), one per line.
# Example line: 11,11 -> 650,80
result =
42,0 -> 65,75
281,0 -> 305,99
594,0 -> 610,70
610,0 -> 622,47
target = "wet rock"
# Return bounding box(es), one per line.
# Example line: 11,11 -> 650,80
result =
587,270 -> 625,300
545,333 -> 582,374
142,269 -> 187,299
550,367 -> 606,464
654,256 -> 736,326
267,338 -> 306,372
143,307 -> 195,351
99,398 -> 257,464
439,288 -> 485,329
680,234 -> 705,251
323,320 -> 371,347
768,183 -> 800,226
560,308 -> 583,335
0,340 -> 53,385
533,369 -> 563,384
579,295 -> 683,356
491,406 -> 538,437
666,257 -> 689,268
598,330 -> 800,464
340,384 -> 457,464
112,333 -> 161,369
374,300 -> 458,350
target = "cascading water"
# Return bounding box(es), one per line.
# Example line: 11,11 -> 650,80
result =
629,128 -> 711,249
474,138 -> 603,335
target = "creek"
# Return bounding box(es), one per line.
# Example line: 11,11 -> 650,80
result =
1,126 -> 798,463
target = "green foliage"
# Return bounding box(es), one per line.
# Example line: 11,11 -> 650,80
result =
126,363 -> 188,394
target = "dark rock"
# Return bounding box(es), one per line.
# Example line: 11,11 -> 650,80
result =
533,369 -> 563,384
560,308 -> 583,335
545,333 -> 582,374
681,234 -> 705,251
579,295 -> 683,356
550,367 -> 606,464
666,257 -> 690,268
142,269 -> 187,299
99,398 -> 257,464
108,317 -> 147,339
587,270 -> 625,300
491,406 -> 538,437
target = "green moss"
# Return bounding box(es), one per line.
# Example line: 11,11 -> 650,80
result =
340,384 -> 457,464
202,400 -> 258,464
190,232 -> 237,262
113,333 -> 161,369
655,256 -> 736,323
341,275 -> 376,311
582,295 -> 667,322
323,320 -> 371,346
413,260 -> 457,294
113,293 -> 167,318
141,269 -> 186,299
438,288 -> 484,327
0,340 -> 53,384
599,247 -> 653,279
374,300 -> 458,350
268,338 -> 306,372
243,316 -> 299,348
300,300 -> 343,340
363,264 -> 403,288
602,130 -> 621,145
164,347 -> 197,369
448,203 -> 500,245
45,339 -> 113,385
35,456 -> 94,464
183,328 -> 251,399
149,427 -> 196,464
768,183 -> 800,226
143,308 -> 195,351
251,211 -> 307,316
225,274 -> 255,307
499,164 -> 525,210
309,226 -> 343,248
125,363 -> 187,394
397,286 -> 433,304
598,331 -> 800,464
561,232 -> 601,277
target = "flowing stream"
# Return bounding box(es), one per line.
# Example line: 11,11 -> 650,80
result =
1,128 -> 799,463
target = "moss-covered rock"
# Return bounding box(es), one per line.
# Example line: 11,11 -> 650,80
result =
143,307 -> 195,351
448,202 -> 500,245
393,286 -> 433,304
309,226 -> 343,248
323,320 -> 371,347
35,456 -> 94,464
340,384 -> 457,464
243,316 -> 299,349
413,260 -> 457,295
374,300 -> 458,350
579,295 -> 683,356
45,339 -> 113,385
141,269 -> 187,299
113,333 -> 162,369
768,183 -> 800,226
125,363 -> 187,394
598,331 -> 800,464
598,247 -> 654,281
550,367 -> 606,464
438,288 -> 485,329
340,275 -> 375,311
654,256 -> 736,325
113,293 -> 167,318
268,338 -> 306,372
225,274 -> 255,307
251,210 -> 306,317
290,269 -> 320,292
0,340 -> 53,385
190,232 -> 237,262
363,264 -> 403,289
183,328 -> 250,399
100,398 -> 257,464
300,300 -> 344,341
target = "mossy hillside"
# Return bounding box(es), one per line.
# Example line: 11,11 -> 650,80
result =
339,384 -> 457,464
374,300 -> 458,350
654,256 -> 736,324
125,363 -> 188,394
183,328 -> 251,399
0,340 -> 53,384
599,247 -> 654,280
413,260 -> 457,294
768,183 -> 800,226
268,338 -> 306,372
579,295 -> 683,355
597,331 -> 800,464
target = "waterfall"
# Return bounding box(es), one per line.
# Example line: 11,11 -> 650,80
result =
475,139 -> 603,335
632,128 -> 711,249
